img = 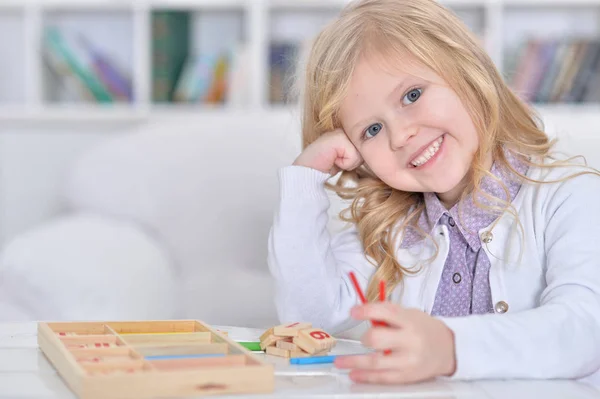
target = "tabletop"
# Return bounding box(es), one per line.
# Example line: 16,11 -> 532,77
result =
1,322 -> 599,399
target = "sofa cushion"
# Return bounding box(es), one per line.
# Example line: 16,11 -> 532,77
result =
0,213 -> 177,321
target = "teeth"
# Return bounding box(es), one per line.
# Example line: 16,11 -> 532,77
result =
411,136 -> 443,167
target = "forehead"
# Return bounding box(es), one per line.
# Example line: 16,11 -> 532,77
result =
347,50 -> 442,95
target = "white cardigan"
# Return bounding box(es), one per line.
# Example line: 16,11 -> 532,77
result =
267,161 -> 600,381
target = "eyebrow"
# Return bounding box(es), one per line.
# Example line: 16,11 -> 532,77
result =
348,78 -> 411,135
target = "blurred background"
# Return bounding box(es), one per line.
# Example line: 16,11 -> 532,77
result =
0,0 -> 599,328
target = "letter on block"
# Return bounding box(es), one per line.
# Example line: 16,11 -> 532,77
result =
273,322 -> 313,337
293,329 -> 336,354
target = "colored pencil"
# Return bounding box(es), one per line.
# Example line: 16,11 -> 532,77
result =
290,355 -> 337,365
237,342 -> 262,351
349,271 -> 368,304
348,271 -> 392,355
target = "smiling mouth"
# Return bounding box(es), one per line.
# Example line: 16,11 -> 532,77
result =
410,136 -> 444,167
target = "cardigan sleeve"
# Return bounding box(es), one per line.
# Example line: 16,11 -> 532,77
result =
267,166 -> 376,334
439,171 -> 600,380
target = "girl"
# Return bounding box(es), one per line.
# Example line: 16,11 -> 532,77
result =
268,0 -> 600,386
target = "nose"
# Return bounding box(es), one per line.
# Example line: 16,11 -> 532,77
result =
388,119 -> 419,151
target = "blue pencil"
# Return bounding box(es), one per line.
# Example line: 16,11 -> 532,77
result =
290,355 -> 337,365
145,353 -> 226,361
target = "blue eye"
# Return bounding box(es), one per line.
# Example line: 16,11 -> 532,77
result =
365,123 -> 383,139
402,88 -> 422,105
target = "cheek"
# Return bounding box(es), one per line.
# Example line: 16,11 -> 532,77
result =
361,143 -> 395,174
463,122 -> 480,153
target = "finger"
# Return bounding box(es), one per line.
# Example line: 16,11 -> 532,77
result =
345,150 -> 363,170
335,152 -> 362,171
335,352 -> 399,370
349,368 -> 431,385
351,302 -> 406,328
361,326 -> 413,351
334,140 -> 362,171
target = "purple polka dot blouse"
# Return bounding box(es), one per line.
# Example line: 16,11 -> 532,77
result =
401,151 -> 528,317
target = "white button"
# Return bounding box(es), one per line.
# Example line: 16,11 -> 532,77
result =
481,231 -> 493,244
494,301 -> 509,314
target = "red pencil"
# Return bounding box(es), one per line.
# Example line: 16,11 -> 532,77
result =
349,271 -> 368,304
348,272 -> 392,355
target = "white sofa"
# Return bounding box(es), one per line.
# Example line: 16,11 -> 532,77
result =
0,112 -> 347,328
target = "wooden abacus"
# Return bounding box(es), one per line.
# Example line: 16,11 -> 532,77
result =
38,320 -> 274,398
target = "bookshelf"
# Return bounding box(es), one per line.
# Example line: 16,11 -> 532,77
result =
0,7 -> 26,106
0,0 -> 599,133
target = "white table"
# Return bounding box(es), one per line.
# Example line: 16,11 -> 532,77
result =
1,322 -> 599,399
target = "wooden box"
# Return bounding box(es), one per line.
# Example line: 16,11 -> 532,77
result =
38,320 -> 274,398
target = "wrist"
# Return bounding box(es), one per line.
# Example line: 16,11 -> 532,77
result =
442,324 -> 457,376
292,156 -> 333,175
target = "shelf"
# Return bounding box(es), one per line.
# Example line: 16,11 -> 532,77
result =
450,6 -> 486,38
41,9 -> 135,105
0,104 -> 301,124
148,103 -> 248,115
148,0 -> 248,11
439,0 -> 488,5
269,8 -> 339,41
2,0 -> 251,10
0,105 -> 29,120
0,0 -> 598,122
150,8 -> 247,105
6,0 -> 600,9
269,0 -> 489,7
37,1 -> 135,11
0,104 -> 146,122
0,10 -> 26,105
268,0 -> 348,11
0,1 -> 25,10
503,0 -> 600,6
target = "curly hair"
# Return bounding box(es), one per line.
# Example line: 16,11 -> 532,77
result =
298,0 -> 597,301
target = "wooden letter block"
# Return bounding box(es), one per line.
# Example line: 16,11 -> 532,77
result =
259,334 -> 286,350
275,339 -> 297,351
259,327 -> 274,343
293,329 -> 336,354
273,322 -> 312,337
265,346 -> 290,358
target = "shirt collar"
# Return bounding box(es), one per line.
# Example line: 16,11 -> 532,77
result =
401,149 -> 528,250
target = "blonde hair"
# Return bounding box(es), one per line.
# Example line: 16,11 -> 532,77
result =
299,0 -> 599,301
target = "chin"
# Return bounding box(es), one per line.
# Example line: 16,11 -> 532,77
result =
427,175 -> 466,195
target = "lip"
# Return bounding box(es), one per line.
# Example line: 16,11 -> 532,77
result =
407,135 -> 445,168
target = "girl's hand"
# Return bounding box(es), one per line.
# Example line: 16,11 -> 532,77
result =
334,302 -> 457,384
293,129 -> 363,175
